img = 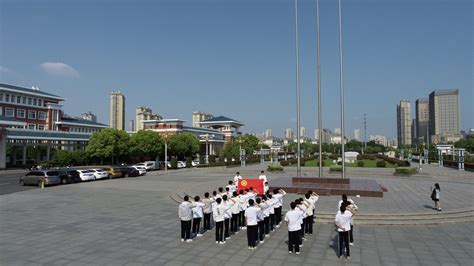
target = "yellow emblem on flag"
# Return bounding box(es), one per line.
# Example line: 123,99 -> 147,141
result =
241,180 -> 247,186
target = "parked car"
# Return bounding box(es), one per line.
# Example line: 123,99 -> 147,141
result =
117,166 -> 140,177
192,160 -> 199,167
177,161 -> 186,168
132,166 -> 147,176
19,171 -> 61,187
89,169 -> 109,180
58,170 -> 82,184
103,167 -> 123,179
136,161 -> 156,171
77,170 -> 95,181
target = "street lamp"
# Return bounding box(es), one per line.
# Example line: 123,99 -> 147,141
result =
200,134 -> 214,164
164,135 -> 168,173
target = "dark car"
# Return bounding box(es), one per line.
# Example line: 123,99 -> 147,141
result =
118,166 -> 140,177
58,170 -> 82,184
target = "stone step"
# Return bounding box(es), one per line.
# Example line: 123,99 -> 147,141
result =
315,217 -> 474,225
313,209 -> 474,220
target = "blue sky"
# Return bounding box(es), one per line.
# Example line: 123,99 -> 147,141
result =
0,0 -> 472,139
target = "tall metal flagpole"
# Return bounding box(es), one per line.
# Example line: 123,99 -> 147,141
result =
316,0 -> 323,178
338,0 -> 346,179
295,0 -> 301,179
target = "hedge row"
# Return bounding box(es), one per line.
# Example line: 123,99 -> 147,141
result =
395,167 -> 417,174
267,164 -> 284,172
357,154 -> 410,167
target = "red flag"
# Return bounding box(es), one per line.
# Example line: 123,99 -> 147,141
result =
238,179 -> 264,195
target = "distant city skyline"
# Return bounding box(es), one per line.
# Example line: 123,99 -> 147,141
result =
0,0 -> 472,138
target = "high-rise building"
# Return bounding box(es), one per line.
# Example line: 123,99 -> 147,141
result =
109,91 -> 125,130
369,135 -> 388,147
135,106 -> 162,132
429,89 -> 461,144
81,111 -> 97,122
396,99 -> 411,146
335,128 -> 341,136
129,120 -> 135,132
285,128 -> 294,140
415,98 -> 429,143
192,111 -> 214,127
265,129 -> 272,139
353,129 -> 361,141
315,128 -> 332,143
411,119 -> 417,145
300,127 -> 306,138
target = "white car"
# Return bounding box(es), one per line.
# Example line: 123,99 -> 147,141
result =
133,166 -> 147,176
89,169 -> 109,180
77,170 -> 95,181
177,161 -> 186,168
136,162 -> 155,171
192,160 -> 199,167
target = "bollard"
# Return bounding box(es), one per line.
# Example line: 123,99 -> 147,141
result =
41,180 -> 44,189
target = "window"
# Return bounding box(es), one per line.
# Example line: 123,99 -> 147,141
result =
28,110 -> 37,119
5,107 -> 14,117
28,124 -> 36,130
38,111 -> 47,120
38,125 -> 45,131
5,94 -> 9,102
28,98 -> 32,105
33,99 -> 37,106
17,96 -> 21,104
0,107 -> 2,115
38,99 -> 42,106
0,93 -> 3,101
17,109 -> 26,118
22,97 -> 26,104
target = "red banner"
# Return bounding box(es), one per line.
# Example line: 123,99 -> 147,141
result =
238,179 -> 264,195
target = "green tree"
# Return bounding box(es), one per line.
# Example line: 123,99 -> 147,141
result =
168,133 -> 200,159
130,130 -> 163,160
241,134 -> 260,155
223,141 -> 240,159
455,135 -> 474,153
86,128 -> 131,164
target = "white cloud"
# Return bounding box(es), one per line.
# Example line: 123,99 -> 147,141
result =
40,62 -> 80,78
0,66 -> 15,75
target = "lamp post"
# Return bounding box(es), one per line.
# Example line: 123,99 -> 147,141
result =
164,135 -> 168,173
200,134 -> 214,164
294,0 -> 302,179
316,0 -> 323,178
338,0 -> 346,179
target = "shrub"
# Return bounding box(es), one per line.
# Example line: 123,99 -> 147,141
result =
280,160 -> 289,166
357,161 -> 364,167
185,157 -> 192,168
465,162 -> 474,171
300,159 -> 306,166
289,159 -> 298,165
316,160 -> 325,167
329,154 -> 338,160
199,155 -> 205,164
209,155 -> 216,164
395,167 -> 417,174
330,165 -> 342,172
267,164 -> 284,172
196,164 -> 209,168
376,160 -> 386,168
170,157 -> 178,169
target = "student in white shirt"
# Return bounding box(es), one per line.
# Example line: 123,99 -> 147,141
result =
191,196 -> 205,237
295,198 -> 308,245
258,170 -> 267,185
233,172 -> 242,184
178,195 -> 197,242
222,195 -> 232,239
226,180 -> 236,194
244,199 -> 260,249
335,204 -> 356,259
304,191 -> 319,235
264,182 -> 269,195
272,189 -> 287,227
239,190 -> 249,229
248,188 -> 256,201
267,194 -> 276,231
261,195 -> 271,236
218,187 -> 226,198
230,191 -> 241,234
285,201 -> 304,254
338,194 -> 358,246
212,197 -> 233,244
202,192 -> 214,231
256,197 -> 270,243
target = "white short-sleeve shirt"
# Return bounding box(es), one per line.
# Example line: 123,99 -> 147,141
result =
285,209 -> 303,232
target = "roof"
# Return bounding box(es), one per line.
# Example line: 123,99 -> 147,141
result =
182,126 -> 224,135
0,83 -> 65,101
6,128 -> 91,141
199,116 -> 244,125
57,117 -> 108,127
0,115 -> 27,126
430,89 -> 459,96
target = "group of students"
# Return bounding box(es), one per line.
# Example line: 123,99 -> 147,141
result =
334,194 -> 359,260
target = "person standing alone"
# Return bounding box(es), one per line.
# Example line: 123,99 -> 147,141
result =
431,183 -> 442,211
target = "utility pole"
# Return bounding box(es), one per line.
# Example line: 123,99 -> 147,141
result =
363,113 -> 367,152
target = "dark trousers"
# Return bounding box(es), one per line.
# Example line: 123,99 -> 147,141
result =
269,213 -> 275,231
350,225 -> 354,243
231,214 -> 239,233
275,206 -> 282,225
305,215 -> 313,234
181,220 -> 191,240
203,213 -> 211,230
258,220 -> 265,241
240,211 -> 246,227
247,225 -> 258,247
264,217 -> 270,234
224,218 -> 230,238
338,231 -> 350,257
215,221 -> 224,242
288,230 -> 300,252
192,217 -> 201,234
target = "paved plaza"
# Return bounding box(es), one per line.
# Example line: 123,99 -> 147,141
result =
1,164 -> 473,265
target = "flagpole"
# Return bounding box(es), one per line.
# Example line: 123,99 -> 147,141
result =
295,0 -> 301,180
338,0 -> 345,179
316,0 -> 323,178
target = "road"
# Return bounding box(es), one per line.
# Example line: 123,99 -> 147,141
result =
0,169 -> 35,195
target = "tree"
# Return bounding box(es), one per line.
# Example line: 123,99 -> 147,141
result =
455,135 -> 474,153
130,130 -> 163,160
241,134 -> 260,155
223,141 -> 240,159
86,128 -> 131,164
168,133 -> 200,159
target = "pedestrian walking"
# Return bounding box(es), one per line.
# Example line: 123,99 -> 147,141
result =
431,183 -> 442,211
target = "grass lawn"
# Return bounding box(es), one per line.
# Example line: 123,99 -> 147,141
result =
300,159 -> 397,168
